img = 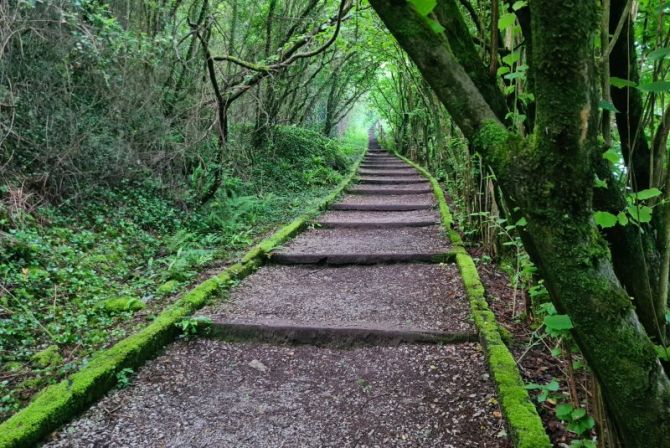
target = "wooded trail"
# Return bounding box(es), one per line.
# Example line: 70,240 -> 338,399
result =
43,137 -> 507,447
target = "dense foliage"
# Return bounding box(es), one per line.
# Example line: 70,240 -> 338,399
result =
0,0 -> 373,421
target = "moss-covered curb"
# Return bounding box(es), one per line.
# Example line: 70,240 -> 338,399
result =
0,151 -> 365,448
392,151 -> 551,448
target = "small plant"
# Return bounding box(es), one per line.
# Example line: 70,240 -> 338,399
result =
555,403 -> 596,447
524,378 -> 560,404
356,378 -> 372,393
115,368 -> 134,389
176,316 -> 212,339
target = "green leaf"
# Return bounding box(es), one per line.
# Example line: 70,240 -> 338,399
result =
632,188 -> 662,201
598,100 -> 620,113
609,77 -> 637,89
593,174 -> 607,189
602,148 -> 620,164
497,66 -> 511,77
409,0 -> 437,16
571,408 -> 587,420
656,344 -> 670,361
546,379 -> 560,391
638,81 -> 670,93
544,314 -> 574,331
502,51 -> 521,66
426,17 -> 445,33
556,403 -> 574,420
512,1 -> 527,11
568,416 -> 595,435
617,211 -> 629,226
504,72 -> 525,81
627,205 -> 653,223
498,13 -> 516,30
515,217 -> 527,226
594,211 -> 617,228
648,47 -> 670,61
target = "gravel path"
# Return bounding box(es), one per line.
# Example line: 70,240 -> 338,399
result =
270,227 -> 452,263
348,184 -> 433,194
358,168 -> 420,176
356,175 -> 427,183
331,193 -> 436,210
42,139 -> 508,447
318,209 -> 439,227
44,341 -> 506,448
201,264 -> 474,334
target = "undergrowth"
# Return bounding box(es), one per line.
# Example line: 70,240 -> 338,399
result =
0,126 -> 365,421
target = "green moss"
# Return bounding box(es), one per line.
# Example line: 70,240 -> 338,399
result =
4,362 -> 23,372
472,121 -> 522,176
655,345 -> 670,361
457,252 -> 551,448
498,325 -> 513,345
0,143 -> 367,448
30,346 -> 62,369
156,280 -> 179,296
103,296 -> 145,313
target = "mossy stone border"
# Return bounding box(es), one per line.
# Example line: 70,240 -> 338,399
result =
391,151 -> 551,448
0,151 -> 366,448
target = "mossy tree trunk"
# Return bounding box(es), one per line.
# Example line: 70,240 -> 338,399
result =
369,0 -> 670,445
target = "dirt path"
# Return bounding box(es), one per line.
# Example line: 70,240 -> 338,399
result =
43,140 -> 509,447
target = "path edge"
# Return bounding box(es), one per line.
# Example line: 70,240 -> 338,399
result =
391,151 -> 551,448
0,150 -> 366,448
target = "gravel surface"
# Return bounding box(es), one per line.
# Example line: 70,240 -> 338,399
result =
332,193 -> 436,209
272,226 -> 451,256
357,176 -> 428,184
360,162 -> 408,167
348,184 -> 433,194
364,155 -> 399,160
318,209 -> 439,226
358,167 -> 419,176
201,264 -> 474,333
44,341 -> 508,448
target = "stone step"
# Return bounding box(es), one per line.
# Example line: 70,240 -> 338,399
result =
270,226 -> 452,265
318,210 -> 439,228
348,184 -> 434,195
331,203 -> 434,211
362,161 -> 403,166
331,193 -> 435,211
199,264 -> 475,342
358,176 -> 427,184
272,252 -> 454,264
206,319 -> 476,345
364,156 -> 399,162
363,155 -> 402,162
358,169 -> 420,176
359,163 -> 411,169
